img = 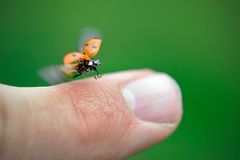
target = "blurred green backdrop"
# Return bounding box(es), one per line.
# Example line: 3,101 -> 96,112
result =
0,0 -> 239,159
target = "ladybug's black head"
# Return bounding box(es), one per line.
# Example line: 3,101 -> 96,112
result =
91,59 -> 101,66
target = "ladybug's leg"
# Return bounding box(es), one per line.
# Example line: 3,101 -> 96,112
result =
77,65 -> 89,75
96,70 -> 102,78
73,74 -> 81,78
91,66 -> 102,78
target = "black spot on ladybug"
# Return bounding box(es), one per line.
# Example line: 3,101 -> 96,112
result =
72,54 -> 77,57
92,45 -> 98,48
85,43 -> 89,46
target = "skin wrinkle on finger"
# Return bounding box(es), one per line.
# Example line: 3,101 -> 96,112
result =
52,78 -> 138,159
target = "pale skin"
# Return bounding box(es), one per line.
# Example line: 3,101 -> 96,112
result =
0,69 -> 183,160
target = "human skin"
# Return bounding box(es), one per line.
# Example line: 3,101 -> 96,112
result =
0,69 -> 182,160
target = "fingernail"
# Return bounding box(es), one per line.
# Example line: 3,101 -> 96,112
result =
122,73 -> 182,123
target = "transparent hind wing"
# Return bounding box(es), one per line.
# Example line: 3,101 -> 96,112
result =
38,65 -> 78,85
78,27 -> 102,52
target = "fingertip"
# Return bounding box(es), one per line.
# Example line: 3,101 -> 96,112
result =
122,72 -> 182,124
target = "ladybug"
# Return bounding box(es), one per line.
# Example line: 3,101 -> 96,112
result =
39,28 -> 102,84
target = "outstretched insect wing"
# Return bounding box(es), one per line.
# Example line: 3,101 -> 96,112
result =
78,27 -> 102,52
38,65 -> 78,85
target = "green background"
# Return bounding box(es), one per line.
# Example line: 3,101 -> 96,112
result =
0,0 -> 239,159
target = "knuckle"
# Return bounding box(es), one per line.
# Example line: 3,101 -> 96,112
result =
56,80 -> 136,150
